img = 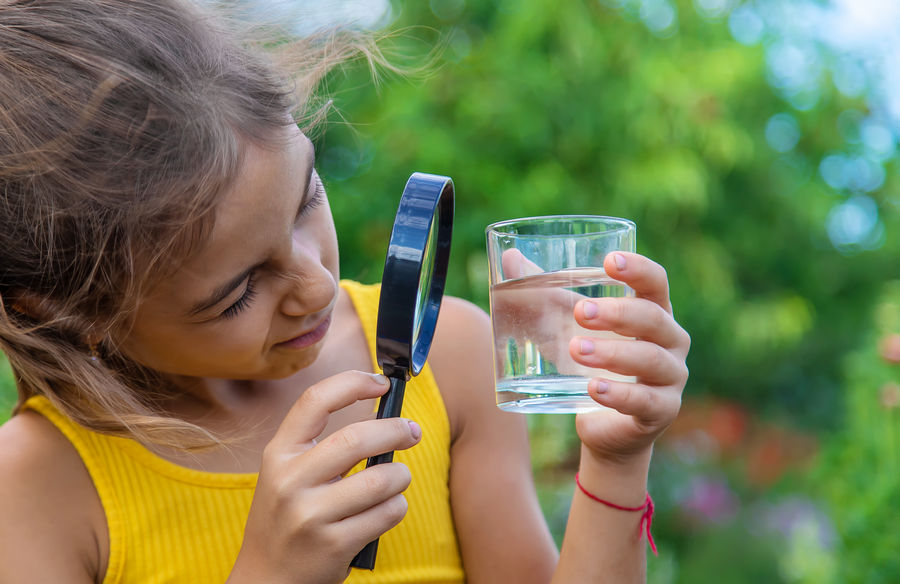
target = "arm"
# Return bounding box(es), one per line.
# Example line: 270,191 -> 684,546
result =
429,297 -> 558,583
555,252 -> 688,583
0,411 -> 106,583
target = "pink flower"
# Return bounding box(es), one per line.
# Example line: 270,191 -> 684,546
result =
680,476 -> 739,525
880,334 -> 900,364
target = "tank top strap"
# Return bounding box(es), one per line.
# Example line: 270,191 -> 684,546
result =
340,279 -> 381,363
22,395 -> 126,584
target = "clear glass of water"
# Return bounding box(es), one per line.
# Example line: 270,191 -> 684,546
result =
485,215 -> 636,413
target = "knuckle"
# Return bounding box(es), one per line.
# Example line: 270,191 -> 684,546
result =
260,442 -> 280,468
651,303 -> 669,331
637,385 -> 656,413
335,426 -> 362,453
362,469 -> 388,494
601,340 -> 623,365
265,470 -> 304,511
648,343 -> 668,371
659,264 -> 669,283
619,382 -> 637,406
591,339 -> 610,363
610,299 -> 628,327
301,382 -> 327,410
290,504 -> 317,532
681,328 -> 692,351
281,494 -> 320,535
679,361 -> 690,383
317,526 -> 343,551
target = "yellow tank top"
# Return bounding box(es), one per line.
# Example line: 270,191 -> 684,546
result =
24,280 -> 464,584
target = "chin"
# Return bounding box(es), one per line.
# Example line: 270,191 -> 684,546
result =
260,350 -> 323,380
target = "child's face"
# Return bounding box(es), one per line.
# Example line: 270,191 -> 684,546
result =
119,125 -> 341,381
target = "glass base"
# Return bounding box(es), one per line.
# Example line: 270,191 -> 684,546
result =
496,376 -> 604,414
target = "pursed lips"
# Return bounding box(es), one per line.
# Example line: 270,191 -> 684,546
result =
274,312 -> 333,349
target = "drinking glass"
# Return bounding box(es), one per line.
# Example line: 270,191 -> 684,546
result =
486,215 -> 636,413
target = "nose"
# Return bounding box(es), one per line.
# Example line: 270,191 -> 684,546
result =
278,237 -> 335,317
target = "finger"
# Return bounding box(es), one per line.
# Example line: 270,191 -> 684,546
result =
586,378 -> 681,426
500,248 -> 545,279
570,337 -> 688,386
322,462 -> 412,522
269,371 -> 390,452
303,418 -> 422,485
603,252 -> 673,315
333,492 -> 409,552
575,297 -> 691,353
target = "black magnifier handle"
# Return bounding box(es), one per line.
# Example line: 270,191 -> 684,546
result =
349,375 -> 408,570
366,375 -> 407,467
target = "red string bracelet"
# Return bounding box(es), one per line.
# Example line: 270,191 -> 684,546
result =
574,472 -> 657,555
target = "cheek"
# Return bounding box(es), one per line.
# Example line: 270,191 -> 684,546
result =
120,316 -> 273,374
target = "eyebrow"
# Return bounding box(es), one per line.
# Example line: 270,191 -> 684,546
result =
185,143 -> 316,318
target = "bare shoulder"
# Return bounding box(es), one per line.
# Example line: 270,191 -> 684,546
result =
428,296 -> 530,444
0,410 -> 104,583
430,295 -> 492,363
427,296 -> 496,438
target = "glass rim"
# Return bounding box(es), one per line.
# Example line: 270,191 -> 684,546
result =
485,214 -> 635,237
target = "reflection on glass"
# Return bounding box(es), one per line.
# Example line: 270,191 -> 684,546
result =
413,212 -> 439,343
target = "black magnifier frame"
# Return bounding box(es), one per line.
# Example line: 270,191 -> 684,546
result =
350,172 -> 454,571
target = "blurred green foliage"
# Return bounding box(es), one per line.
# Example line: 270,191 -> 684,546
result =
787,283 -> 900,583
0,356 -> 13,424
320,0 -> 900,434
314,0 -> 900,580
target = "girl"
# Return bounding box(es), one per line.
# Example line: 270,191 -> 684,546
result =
0,1 -> 690,583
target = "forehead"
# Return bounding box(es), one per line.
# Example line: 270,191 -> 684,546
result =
208,131 -> 311,243
145,128 -> 314,307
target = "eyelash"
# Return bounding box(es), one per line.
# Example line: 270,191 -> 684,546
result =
298,177 -> 326,221
218,176 -> 325,320
220,273 -> 258,320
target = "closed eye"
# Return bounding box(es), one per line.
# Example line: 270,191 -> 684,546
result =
296,171 -> 325,222
219,273 -> 258,320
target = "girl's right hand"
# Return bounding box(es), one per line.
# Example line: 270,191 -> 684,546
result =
227,371 -> 421,584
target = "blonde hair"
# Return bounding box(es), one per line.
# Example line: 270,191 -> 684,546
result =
0,0 -> 374,448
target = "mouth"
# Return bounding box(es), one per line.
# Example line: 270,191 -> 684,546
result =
276,314 -> 332,350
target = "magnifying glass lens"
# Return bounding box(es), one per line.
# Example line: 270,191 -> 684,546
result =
413,212 -> 439,344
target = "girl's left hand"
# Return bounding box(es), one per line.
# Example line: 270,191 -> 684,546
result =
568,252 -> 690,463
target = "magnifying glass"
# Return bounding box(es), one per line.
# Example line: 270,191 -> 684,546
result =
350,172 -> 454,570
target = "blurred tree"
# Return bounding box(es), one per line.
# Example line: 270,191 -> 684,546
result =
784,282 -> 900,583
319,0 -> 900,431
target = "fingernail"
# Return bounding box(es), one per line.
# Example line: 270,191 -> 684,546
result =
579,340 -> 594,355
582,301 -> 598,319
372,373 -> 389,386
590,380 -> 610,394
614,253 -> 627,271
408,420 -> 422,440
